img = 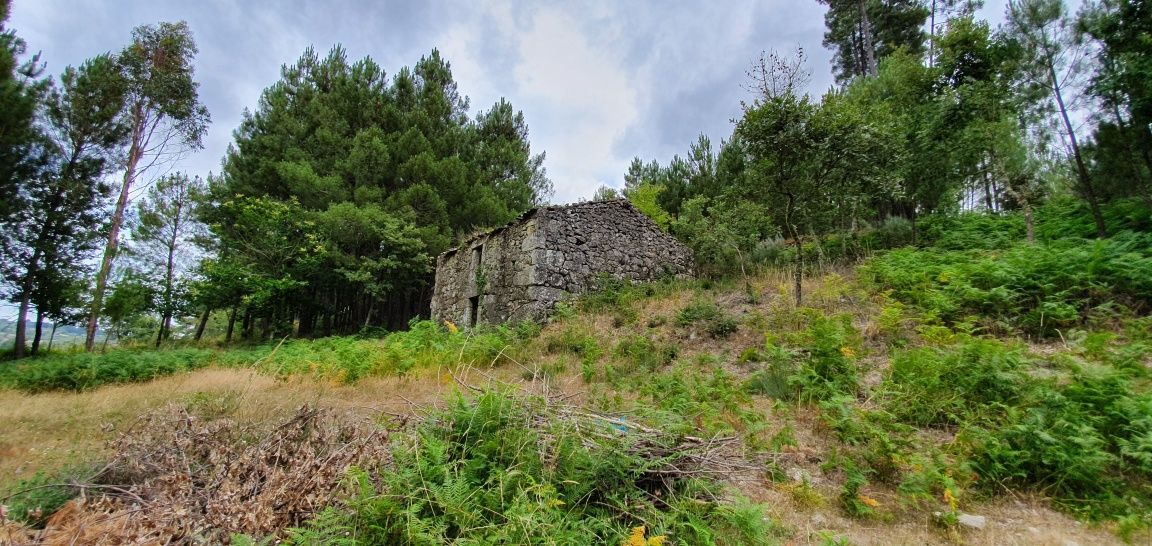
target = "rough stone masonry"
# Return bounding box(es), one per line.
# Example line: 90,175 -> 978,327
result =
430,199 -> 694,326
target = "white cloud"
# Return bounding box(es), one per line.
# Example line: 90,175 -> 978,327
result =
510,6 -> 640,203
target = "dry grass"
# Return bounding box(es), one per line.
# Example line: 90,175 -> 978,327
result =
0,367 -> 469,490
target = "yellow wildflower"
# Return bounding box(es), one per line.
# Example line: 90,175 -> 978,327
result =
839,346 -> 856,359
445,320 -> 459,334
944,488 -> 958,511
626,526 -> 646,546
858,494 -> 880,508
624,526 -> 667,546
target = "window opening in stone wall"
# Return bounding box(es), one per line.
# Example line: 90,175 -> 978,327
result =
469,295 -> 480,327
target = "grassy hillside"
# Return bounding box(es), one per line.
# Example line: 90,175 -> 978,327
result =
2,215 -> 1151,544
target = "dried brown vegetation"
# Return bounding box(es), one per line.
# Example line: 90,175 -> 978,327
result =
6,405 -> 392,545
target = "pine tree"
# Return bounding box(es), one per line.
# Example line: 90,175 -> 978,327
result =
4,55 -> 127,359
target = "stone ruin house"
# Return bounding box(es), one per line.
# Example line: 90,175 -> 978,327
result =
430,199 -> 694,327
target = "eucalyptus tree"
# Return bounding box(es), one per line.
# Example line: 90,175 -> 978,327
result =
85,21 -> 210,351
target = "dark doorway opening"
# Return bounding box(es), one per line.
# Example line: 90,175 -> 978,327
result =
469,295 -> 480,327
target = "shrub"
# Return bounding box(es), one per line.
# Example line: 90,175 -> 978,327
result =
789,313 -> 862,401
2,465 -> 96,527
962,367 -> 1152,520
614,335 -> 677,373
676,300 -> 723,326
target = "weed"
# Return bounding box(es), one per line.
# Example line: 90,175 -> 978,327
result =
788,478 -> 825,508
861,231 -> 1152,337
2,464 -> 96,528
707,315 -> 740,338
882,336 -> 1032,427
676,300 -> 723,326
788,313 -> 862,401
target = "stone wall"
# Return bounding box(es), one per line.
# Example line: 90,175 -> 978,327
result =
431,200 -> 694,326
429,213 -> 543,327
533,200 -> 693,296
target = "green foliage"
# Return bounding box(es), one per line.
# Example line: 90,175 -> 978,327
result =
232,320 -> 533,382
635,364 -> 767,438
918,212 -> 1026,250
788,312 -> 862,401
2,465 -> 94,527
861,232 -> 1152,336
205,47 -> 550,336
0,347 -> 212,392
624,182 -> 672,230
676,300 -> 723,326
837,458 -> 876,518
673,299 -> 740,339
882,336 -> 1032,427
961,366 -> 1152,520
614,334 -> 678,374
285,391 -> 779,545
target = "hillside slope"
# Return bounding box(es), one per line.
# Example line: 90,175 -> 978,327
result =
3,247 -> 1148,544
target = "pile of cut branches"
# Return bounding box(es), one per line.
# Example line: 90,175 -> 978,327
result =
21,405 -> 392,545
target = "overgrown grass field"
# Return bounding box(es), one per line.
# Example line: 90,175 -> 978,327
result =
3,205 -> 1151,544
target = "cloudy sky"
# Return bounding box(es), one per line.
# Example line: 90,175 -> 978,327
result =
9,0 -> 1012,204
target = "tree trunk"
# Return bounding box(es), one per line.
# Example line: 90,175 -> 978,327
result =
983,165 -> 995,211
156,224 -> 179,348
225,306 -> 238,344
47,322 -> 58,352
13,290 -> 31,360
1050,66 -> 1106,237
86,103 -> 145,352
193,308 -> 210,341
1023,198 -> 1036,243
155,314 -> 171,348
12,243 -> 45,359
859,0 -> 878,77
30,307 -> 44,356
241,308 -> 253,340
785,193 -> 803,306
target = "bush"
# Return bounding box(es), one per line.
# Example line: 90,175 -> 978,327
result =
228,320 -> 535,382
961,366 -> 1152,520
676,300 -> 723,326
789,312 -> 862,401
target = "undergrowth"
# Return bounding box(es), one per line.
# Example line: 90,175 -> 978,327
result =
0,348 -> 213,392
281,391 -> 782,545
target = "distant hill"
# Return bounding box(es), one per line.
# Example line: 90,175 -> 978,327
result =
0,319 -> 87,348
